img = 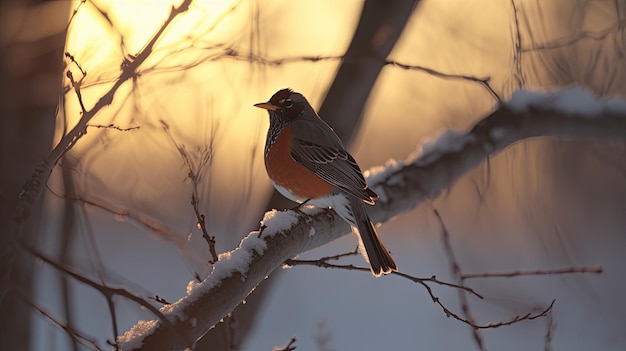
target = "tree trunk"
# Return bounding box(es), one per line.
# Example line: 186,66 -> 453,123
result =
0,1 -> 69,349
195,1 -> 421,348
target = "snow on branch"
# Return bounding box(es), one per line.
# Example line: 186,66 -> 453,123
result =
118,87 -> 626,350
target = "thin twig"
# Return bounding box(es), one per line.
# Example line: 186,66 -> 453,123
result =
432,207 -> 560,351
150,295 -> 171,305
284,258 -> 482,298
544,308 -> 555,351
384,59 -> 502,102
521,21 -> 626,52
283,258 -> 487,329
65,0 -> 87,31
273,336 -> 297,351
2,0 -> 193,306
510,0 -> 524,89
160,120 -> 219,263
87,124 -> 140,132
19,243 -> 177,333
462,266 -> 603,280
192,194 -> 219,263
60,160 -> 80,351
66,70 -> 87,114
476,300 -> 555,329
434,208 -> 486,350
18,295 -> 104,351
141,49 -> 502,102
65,52 -> 87,78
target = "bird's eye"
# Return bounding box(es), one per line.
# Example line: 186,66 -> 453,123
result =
279,98 -> 293,109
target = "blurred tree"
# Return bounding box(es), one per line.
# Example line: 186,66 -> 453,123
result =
198,2 -> 419,349
6,1 -> 626,350
0,1 -> 69,350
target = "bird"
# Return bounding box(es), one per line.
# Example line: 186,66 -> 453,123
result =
254,88 -> 397,276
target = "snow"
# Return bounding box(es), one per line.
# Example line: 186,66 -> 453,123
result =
186,280 -> 200,295
163,232 -> 269,311
419,130 -> 473,156
363,87 -> 626,196
119,228 -> 271,347
117,205 -> 310,347
117,319 -> 158,350
364,130 -> 474,201
365,159 -> 405,201
506,86 -> 626,116
258,209 -> 300,238
240,234 -> 268,255
392,130 -> 476,169
113,84 -> 626,349
365,159 -> 404,186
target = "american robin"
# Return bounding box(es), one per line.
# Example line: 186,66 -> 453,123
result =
254,88 -> 397,276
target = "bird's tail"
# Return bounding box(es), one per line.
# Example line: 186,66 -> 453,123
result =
347,196 -> 397,276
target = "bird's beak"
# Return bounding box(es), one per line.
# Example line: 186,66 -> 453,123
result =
254,102 -> 280,111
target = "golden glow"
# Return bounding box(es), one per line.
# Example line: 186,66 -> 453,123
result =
60,0 -> 362,246
59,0 -> 620,244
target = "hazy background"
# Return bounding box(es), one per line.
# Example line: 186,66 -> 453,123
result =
1,0 -> 625,350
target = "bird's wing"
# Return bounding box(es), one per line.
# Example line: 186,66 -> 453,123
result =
289,118 -> 377,203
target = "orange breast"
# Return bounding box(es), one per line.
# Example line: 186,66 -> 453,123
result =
265,125 -> 334,200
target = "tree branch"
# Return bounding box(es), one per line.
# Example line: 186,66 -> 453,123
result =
0,0 -> 193,306
118,88 -> 626,350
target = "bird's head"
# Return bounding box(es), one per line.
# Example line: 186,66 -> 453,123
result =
254,88 -> 308,120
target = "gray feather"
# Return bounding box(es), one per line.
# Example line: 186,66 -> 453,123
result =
288,118 -> 373,203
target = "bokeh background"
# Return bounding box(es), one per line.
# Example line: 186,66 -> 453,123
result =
1,0 -> 625,350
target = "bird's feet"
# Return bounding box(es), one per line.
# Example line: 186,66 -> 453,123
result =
288,199 -> 311,216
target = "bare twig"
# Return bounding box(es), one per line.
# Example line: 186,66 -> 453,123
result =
160,120 -> 219,263
273,336 -> 297,351
65,0 -> 87,31
384,59 -> 501,102
544,308 -> 555,351
286,253 -> 557,332
19,295 -> 104,351
521,21 -> 626,52
60,160 -> 80,351
285,253 -> 490,330
312,246 -> 360,262
19,242 -> 189,345
284,257 -> 481,298
462,266 -> 603,280
479,300 -> 555,329
42,192 -> 189,251
119,91 -> 626,349
65,52 -> 87,79
510,0 -> 524,89
433,208 -> 486,351
151,295 -> 171,305
87,124 -> 140,132
140,49 -> 502,102
66,70 -> 87,114
430,207 -> 561,351
1,0 -> 193,306
192,195 -> 219,263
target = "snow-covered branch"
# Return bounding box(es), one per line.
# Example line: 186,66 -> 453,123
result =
118,87 -> 626,350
